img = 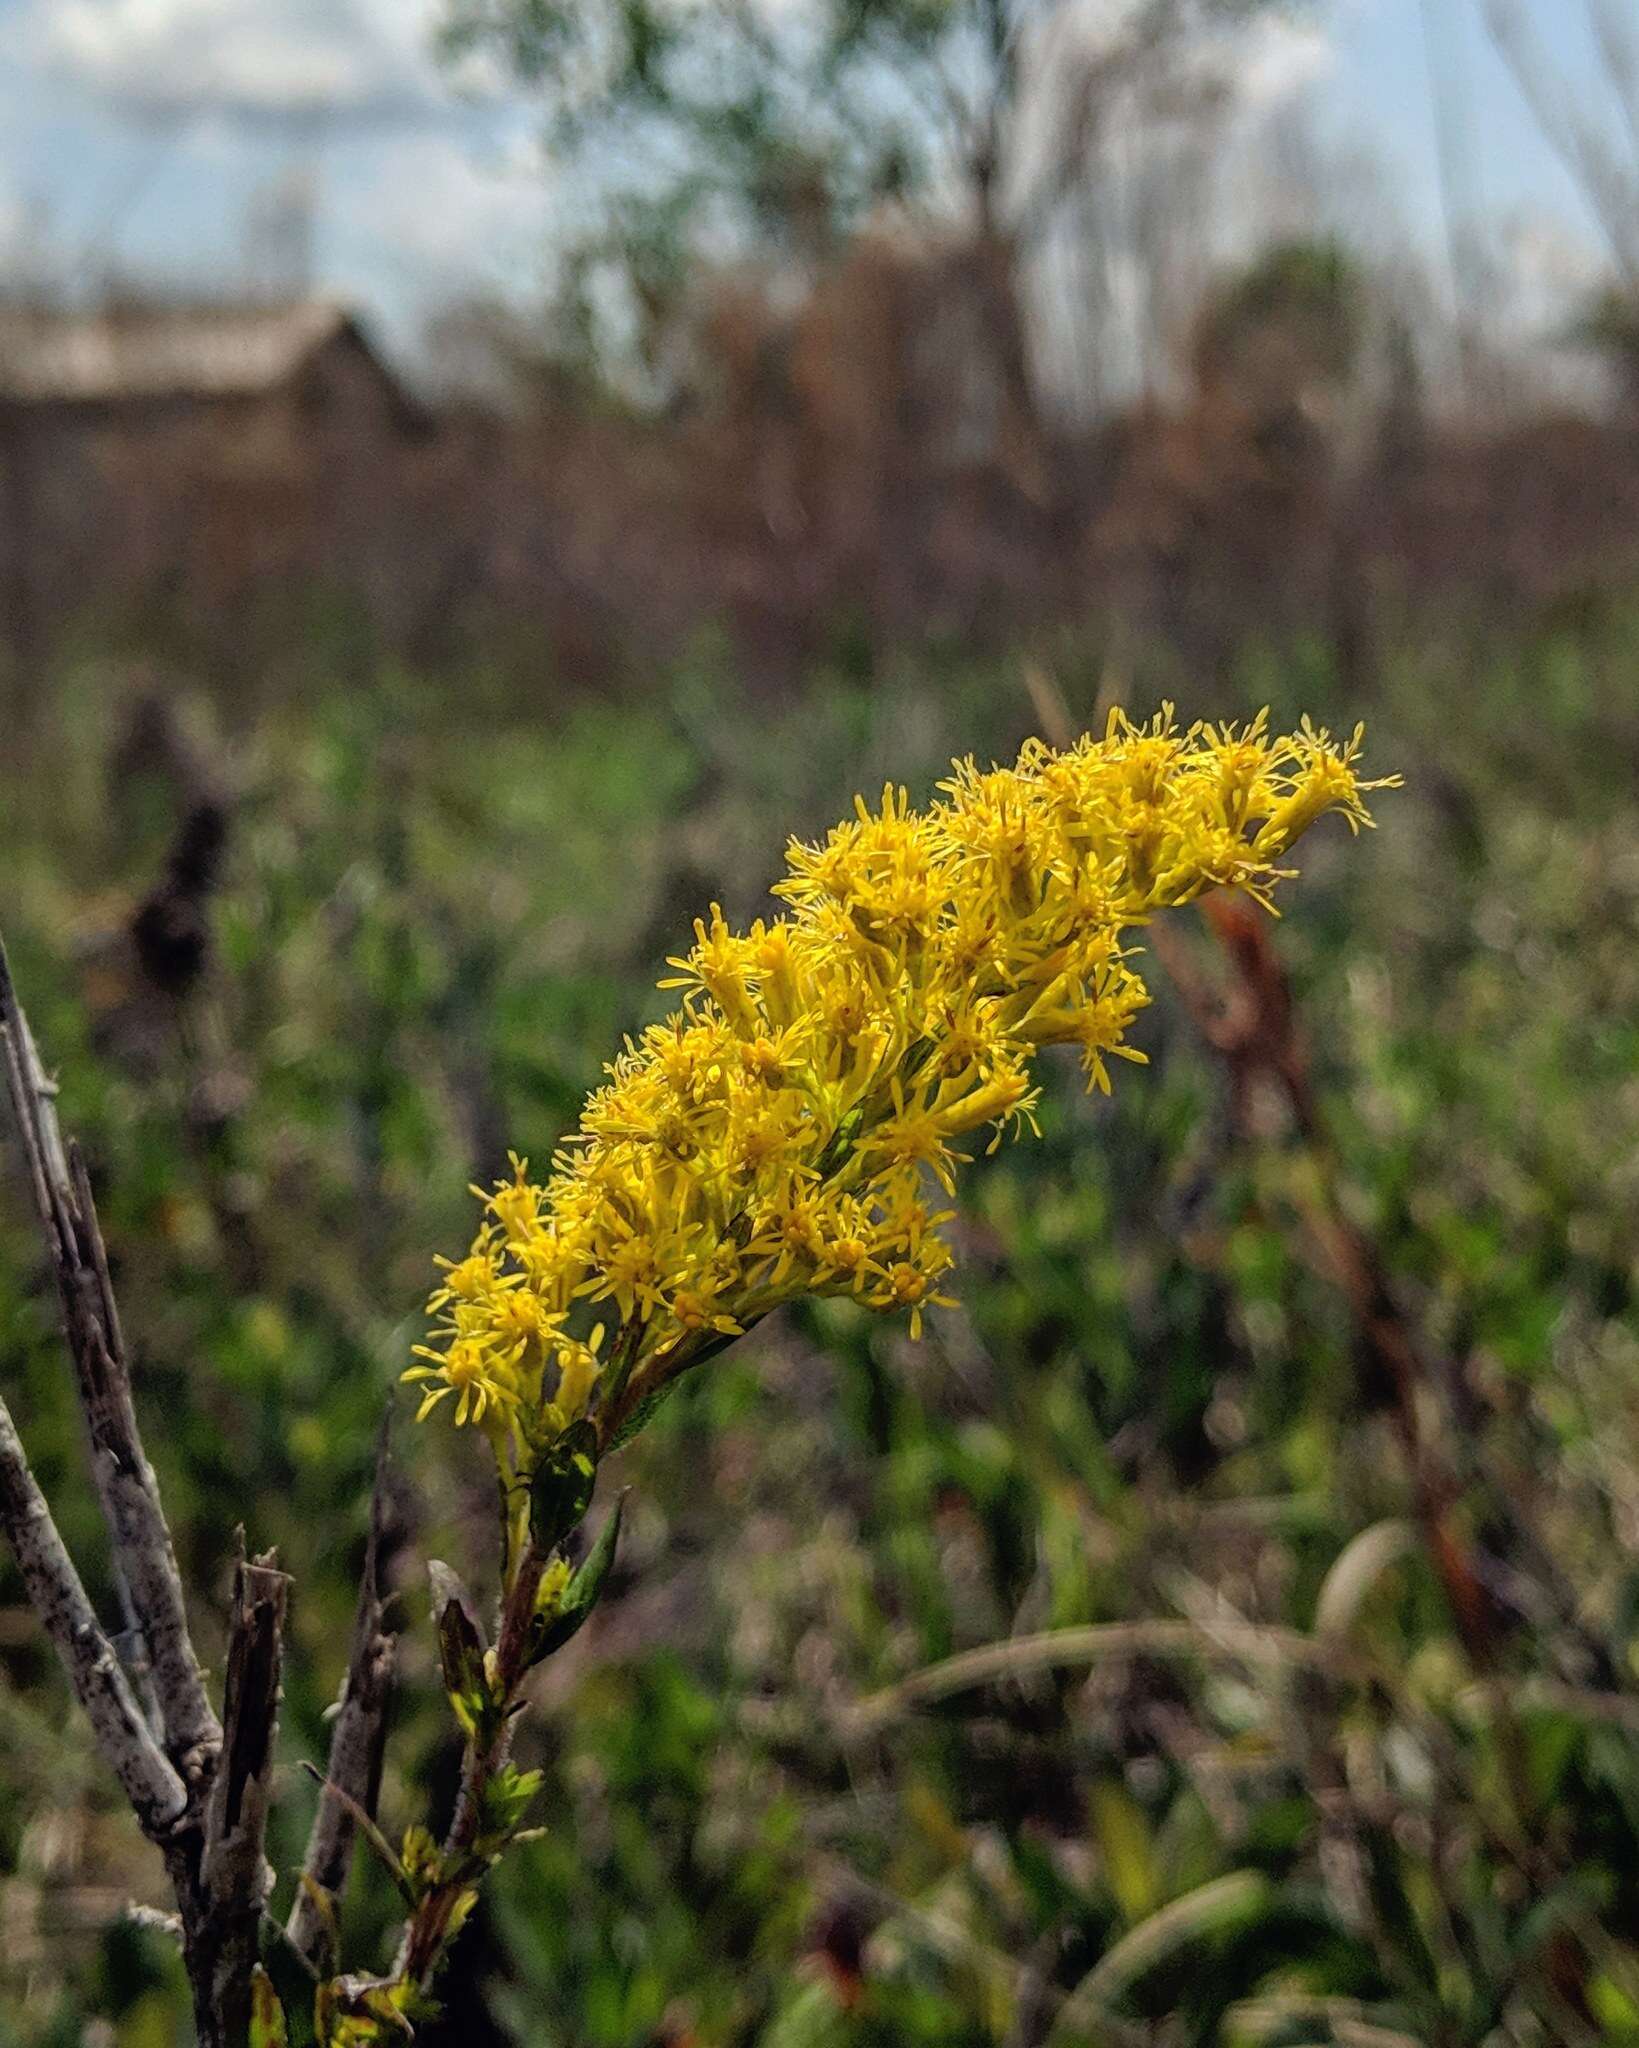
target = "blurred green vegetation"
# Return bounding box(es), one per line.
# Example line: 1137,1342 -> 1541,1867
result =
2,592 -> 1639,2046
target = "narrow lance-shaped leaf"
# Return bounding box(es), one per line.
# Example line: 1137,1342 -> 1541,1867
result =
428,1560 -> 489,1737
532,1493 -> 625,1664
528,1418 -> 598,1550
249,1967 -> 289,2048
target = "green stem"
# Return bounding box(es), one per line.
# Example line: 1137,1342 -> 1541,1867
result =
348,1542 -> 550,2020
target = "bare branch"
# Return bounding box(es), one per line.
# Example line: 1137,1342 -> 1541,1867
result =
0,1390 -> 187,1833
1486,0 -> 1639,283
1591,0 -> 1639,171
0,928 -> 311,2046
0,933 -> 220,1776
286,1417 -> 400,1975
1009,5 -> 1176,247
198,1542 -> 289,2045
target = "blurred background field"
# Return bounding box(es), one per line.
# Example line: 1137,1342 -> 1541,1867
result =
3,2 -> 1639,2043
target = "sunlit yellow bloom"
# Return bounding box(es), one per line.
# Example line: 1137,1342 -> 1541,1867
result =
543,1324 -> 605,1433
402,1338 -> 522,1429
409,710 -> 1392,1461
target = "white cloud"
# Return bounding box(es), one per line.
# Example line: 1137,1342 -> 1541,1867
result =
318,125 -> 554,353
1042,0 -> 1333,95
1232,15 -> 1336,111
336,127 -> 548,276
1500,208 -> 1604,305
29,0 -> 474,128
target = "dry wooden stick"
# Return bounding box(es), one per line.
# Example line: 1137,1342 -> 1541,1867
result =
286,1417 -> 399,1975
194,1543 -> 289,2044
0,1391 -> 186,1831
0,934 -> 220,1775
0,925 -> 297,2046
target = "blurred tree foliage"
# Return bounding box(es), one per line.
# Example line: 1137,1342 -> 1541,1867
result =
1,594 -> 1639,2043
438,0 -> 1295,406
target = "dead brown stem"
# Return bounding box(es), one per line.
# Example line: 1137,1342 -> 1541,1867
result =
286,1418 -> 400,1976
186,1544 -> 289,2048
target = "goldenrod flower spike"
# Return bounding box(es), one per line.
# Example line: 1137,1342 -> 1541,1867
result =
409,712 -> 1392,1466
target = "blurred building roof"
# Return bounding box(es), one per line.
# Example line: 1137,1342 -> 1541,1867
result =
0,300 -> 408,410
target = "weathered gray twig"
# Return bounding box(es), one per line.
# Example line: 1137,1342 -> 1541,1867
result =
286,1416 -> 399,1975
197,1541 -> 288,2047
0,935 -> 220,1775
0,1392 -> 187,1832
0,926 -> 297,2045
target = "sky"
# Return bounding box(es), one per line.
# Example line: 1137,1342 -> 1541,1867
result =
0,0 -> 1621,362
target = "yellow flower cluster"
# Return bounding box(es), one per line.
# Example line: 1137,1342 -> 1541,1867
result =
407,710 -> 1388,1465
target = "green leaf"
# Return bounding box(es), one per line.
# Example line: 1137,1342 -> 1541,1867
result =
1589,1970 -> 1639,2037
250,1967 -> 289,2048
480,1763 -> 545,1843
1053,1871 -> 1274,2029
605,1372 -> 684,1451
428,1559 -> 491,1737
606,1323 -> 753,1450
1314,1518 -> 1418,1638
528,1418 -> 599,1549
532,1492 -> 625,1662
1089,1780 -> 1160,1925
400,1823 -> 442,1896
